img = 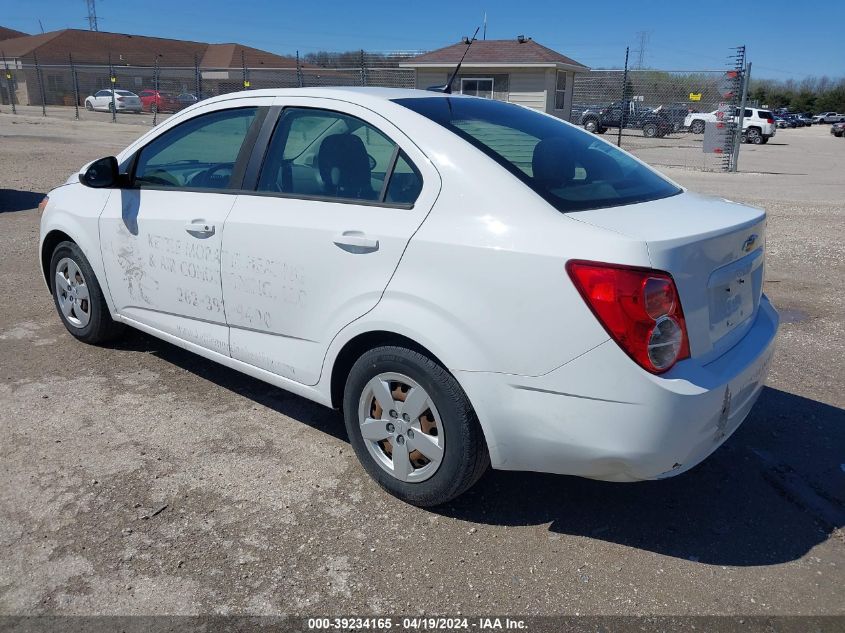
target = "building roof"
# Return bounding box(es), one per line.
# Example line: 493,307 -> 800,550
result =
0,25 -> 29,41
403,38 -> 588,70
0,28 -> 297,67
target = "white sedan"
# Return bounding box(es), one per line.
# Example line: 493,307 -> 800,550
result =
39,87 -> 778,506
84,89 -> 142,113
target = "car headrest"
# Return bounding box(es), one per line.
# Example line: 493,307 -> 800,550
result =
532,137 -> 575,189
317,133 -> 373,198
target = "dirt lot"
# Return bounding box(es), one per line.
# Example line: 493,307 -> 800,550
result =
1,108 -> 843,617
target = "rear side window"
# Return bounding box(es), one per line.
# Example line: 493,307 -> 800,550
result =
757,110 -> 773,119
394,97 -> 680,213
256,107 -> 422,206
134,107 -> 258,190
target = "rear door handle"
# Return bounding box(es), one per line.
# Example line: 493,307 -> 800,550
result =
333,231 -> 379,252
185,221 -> 215,236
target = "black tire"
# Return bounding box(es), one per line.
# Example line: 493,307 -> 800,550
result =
50,241 -> 125,345
343,346 -> 489,507
583,118 -> 600,133
690,119 -> 705,134
85,101 -> 93,111
642,123 -> 658,138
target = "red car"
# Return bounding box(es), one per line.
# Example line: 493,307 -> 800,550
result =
138,89 -> 176,113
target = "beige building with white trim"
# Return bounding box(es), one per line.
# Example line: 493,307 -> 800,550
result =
401,36 -> 589,119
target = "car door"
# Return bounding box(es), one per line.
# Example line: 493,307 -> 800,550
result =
98,99 -> 271,355
94,90 -> 109,109
220,98 -> 439,385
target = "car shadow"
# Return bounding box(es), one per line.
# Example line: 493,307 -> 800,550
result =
113,329 -> 843,567
110,329 -> 347,442
0,189 -> 45,213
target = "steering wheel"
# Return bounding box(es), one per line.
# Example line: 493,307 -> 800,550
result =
187,163 -> 233,188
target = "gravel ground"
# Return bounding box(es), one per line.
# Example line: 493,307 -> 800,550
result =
0,109 -> 843,617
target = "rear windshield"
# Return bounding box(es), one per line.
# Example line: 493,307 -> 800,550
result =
115,90 -> 135,96
393,97 -> 681,212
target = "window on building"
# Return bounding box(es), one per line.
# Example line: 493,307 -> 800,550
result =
554,71 -> 567,110
460,78 -> 494,99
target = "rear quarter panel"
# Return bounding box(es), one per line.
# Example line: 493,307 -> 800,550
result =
325,129 -> 653,379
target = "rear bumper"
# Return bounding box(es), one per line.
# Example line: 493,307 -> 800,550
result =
459,295 -> 779,482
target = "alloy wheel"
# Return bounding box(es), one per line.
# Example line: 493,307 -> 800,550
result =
55,257 -> 91,328
357,372 -> 444,483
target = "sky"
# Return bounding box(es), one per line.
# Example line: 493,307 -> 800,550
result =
3,0 -> 842,81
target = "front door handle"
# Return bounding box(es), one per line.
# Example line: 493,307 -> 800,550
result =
333,231 -> 379,252
185,221 -> 215,237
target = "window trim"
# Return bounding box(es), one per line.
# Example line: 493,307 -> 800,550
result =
554,70 -> 567,111
244,104 -> 423,209
127,105 -> 265,192
460,77 -> 495,99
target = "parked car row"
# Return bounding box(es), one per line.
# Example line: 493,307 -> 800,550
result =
774,113 -> 814,128
580,100 -> 688,138
83,89 -> 205,114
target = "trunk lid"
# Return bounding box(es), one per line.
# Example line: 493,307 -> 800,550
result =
570,192 -> 766,363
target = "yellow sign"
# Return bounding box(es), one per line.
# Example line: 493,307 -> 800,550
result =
689,92 -> 702,101
110,76 -> 116,83
243,80 -> 251,87
4,73 -> 10,79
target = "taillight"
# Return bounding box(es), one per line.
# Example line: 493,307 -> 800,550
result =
566,260 -> 690,373
766,118 -> 774,124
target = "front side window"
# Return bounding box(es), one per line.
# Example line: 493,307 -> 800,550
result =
394,97 -> 681,213
134,107 -> 257,189
257,107 -> 422,205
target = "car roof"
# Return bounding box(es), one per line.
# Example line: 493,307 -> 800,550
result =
199,86 -> 470,108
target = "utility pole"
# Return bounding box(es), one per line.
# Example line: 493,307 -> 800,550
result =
86,0 -> 99,32
634,30 -> 649,69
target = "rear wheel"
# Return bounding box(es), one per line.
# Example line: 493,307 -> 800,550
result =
50,241 -> 125,344
746,127 -> 762,144
642,123 -> 658,138
343,346 -> 489,507
583,118 -> 600,133
690,119 -> 705,134
85,101 -> 93,111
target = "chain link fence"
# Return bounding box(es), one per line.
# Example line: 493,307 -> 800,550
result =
0,51 -> 415,125
2,47 -> 748,171
568,67 -> 747,171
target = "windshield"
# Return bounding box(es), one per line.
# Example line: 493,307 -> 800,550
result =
393,97 -> 681,212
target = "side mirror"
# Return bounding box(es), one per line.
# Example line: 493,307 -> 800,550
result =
79,156 -> 120,188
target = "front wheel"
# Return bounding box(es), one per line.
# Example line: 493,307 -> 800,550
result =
690,120 -> 706,134
50,241 -> 125,344
85,101 -> 93,111
343,346 -> 489,506
583,118 -> 599,133
642,123 -> 658,138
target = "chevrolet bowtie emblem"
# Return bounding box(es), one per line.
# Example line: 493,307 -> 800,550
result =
742,234 -> 758,252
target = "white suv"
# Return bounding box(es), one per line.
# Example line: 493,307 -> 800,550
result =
685,107 -> 777,144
